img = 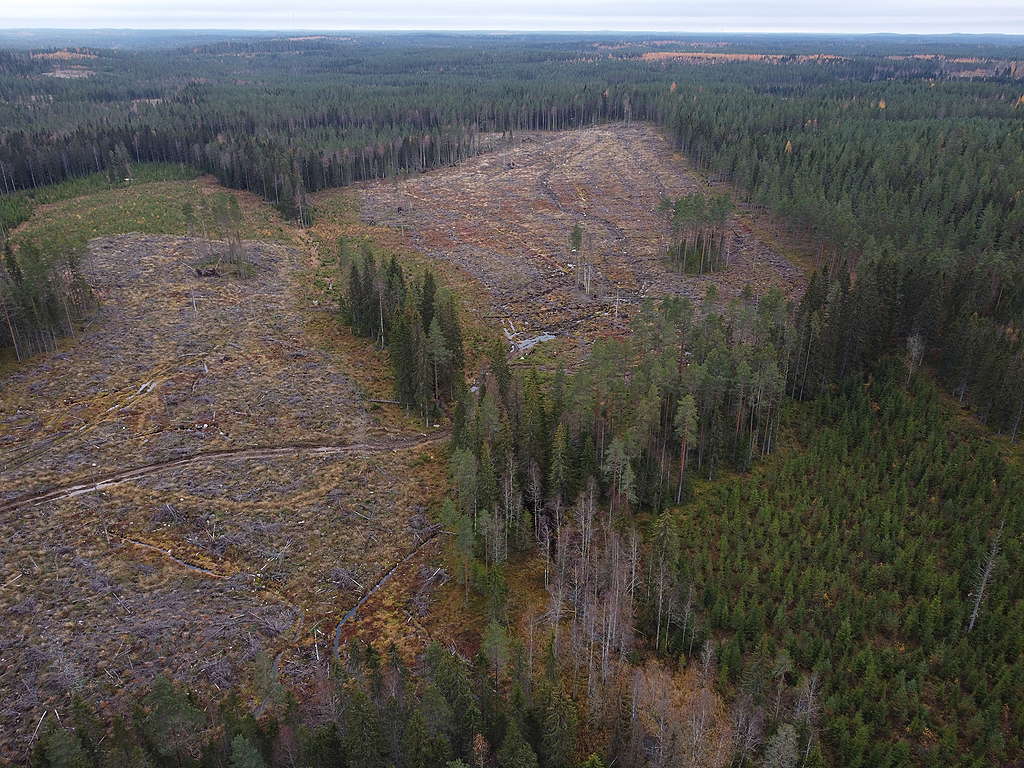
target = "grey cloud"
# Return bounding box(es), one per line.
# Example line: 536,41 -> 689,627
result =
1,0 -> 1022,33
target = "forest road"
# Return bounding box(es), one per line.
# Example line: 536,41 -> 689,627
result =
0,432 -> 449,516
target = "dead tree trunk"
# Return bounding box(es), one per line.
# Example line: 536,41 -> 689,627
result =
967,519 -> 1004,633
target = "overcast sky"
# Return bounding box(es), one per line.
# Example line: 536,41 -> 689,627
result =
2,0 -> 1022,34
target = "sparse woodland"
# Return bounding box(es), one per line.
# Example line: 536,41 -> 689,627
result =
4,32 -> 1023,768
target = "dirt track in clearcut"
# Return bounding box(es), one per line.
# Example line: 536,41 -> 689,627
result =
0,434 -> 448,516
360,123 -> 804,357
0,234 -> 446,758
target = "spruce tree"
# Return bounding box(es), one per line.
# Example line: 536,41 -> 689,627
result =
540,689 -> 577,768
496,721 -> 539,768
420,270 -> 437,332
341,689 -> 386,768
229,735 -> 266,768
429,316 -> 452,403
404,707 -> 453,768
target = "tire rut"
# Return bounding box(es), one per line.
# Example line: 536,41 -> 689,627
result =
0,433 -> 448,516
332,525 -> 443,658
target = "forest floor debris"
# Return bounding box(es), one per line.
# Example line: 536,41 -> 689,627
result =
0,233 -> 447,757
359,122 -> 805,362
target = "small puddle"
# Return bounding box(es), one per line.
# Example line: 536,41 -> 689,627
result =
502,320 -> 556,355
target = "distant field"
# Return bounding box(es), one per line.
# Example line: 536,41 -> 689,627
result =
640,51 -> 848,62
634,50 -> 1023,78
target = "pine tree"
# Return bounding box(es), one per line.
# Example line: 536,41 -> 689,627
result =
674,393 -> 698,503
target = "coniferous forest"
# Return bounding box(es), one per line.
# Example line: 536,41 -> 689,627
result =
1,30 -> 1022,768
